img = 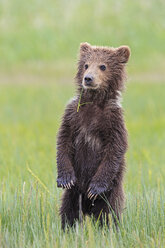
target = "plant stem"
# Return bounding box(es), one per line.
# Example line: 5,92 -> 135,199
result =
77,88 -> 93,112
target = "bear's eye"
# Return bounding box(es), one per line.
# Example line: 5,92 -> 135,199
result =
85,64 -> 88,70
99,65 -> 106,71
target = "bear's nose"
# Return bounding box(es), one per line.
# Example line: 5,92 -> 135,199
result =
84,76 -> 93,85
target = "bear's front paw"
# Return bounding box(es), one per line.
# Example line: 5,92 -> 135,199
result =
57,170 -> 76,189
87,181 -> 109,200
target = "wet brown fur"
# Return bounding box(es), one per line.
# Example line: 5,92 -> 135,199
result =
56,42 -> 130,229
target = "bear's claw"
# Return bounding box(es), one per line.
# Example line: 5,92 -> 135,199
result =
57,171 -> 76,189
87,181 -> 109,200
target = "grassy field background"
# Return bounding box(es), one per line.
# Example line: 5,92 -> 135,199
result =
0,0 -> 165,247
0,0 -> 165,81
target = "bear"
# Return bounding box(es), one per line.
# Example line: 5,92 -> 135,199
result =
56,42 -> 130,230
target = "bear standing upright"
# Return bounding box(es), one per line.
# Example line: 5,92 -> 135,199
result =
56,42 -> 130,229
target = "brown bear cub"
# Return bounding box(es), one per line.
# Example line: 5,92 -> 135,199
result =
56,42 -> 130,229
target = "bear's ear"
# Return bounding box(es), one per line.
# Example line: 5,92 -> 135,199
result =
116,46 -> 131,63
79,42 -> 92,55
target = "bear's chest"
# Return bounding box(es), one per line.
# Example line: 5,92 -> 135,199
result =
72,105 -> 105,152
74,126 -> 101,152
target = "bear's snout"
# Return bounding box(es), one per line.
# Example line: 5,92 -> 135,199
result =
84,75 -> 94,86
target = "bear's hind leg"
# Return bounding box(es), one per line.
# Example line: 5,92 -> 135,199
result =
88,198 -> 110,227
108,184 -> 125,227
89,184 -> 125,228
60,189 -> 79,230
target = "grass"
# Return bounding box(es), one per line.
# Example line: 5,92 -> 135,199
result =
0,82 -> 165,247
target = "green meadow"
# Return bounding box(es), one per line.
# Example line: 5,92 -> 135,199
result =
0,0 -> 165,247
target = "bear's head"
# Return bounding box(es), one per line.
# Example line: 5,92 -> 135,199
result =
76,42 -> 130,95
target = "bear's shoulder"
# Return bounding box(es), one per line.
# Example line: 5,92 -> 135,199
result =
65,96 -> 78,111
62,96 -> 78,123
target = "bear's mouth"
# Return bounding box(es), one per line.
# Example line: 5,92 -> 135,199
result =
83,84 -> 99,90
82,80 -> 99,90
